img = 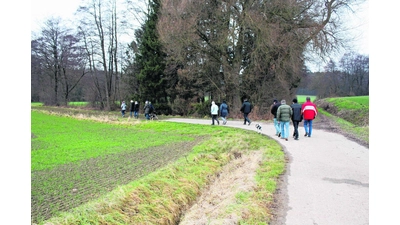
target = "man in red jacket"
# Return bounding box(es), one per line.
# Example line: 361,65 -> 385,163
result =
301,97 -> 318,137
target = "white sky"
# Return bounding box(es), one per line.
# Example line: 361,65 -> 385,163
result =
31,0 -> 83,32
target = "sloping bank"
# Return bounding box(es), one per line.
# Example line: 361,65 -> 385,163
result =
41,123 -> 285,225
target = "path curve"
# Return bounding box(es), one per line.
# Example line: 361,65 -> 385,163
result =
164,118 -> 369,225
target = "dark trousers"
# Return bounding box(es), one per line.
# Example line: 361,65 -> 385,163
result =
243,113 -> 251,124
292,121 -> 300,139
212,115 -> 219,125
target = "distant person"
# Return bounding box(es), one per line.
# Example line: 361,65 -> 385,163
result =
301,96 -> 318,137
240,98 -> 253,125
277,99 -> 293,141
290,98 -> 303,140
270,99 -> 281,137
219,100 -> 229,125
133,101 -> 140,119
144,101 -> 150,120
211,101 -> 220,125
121,101 -> 127,117
129,100 -> 135,118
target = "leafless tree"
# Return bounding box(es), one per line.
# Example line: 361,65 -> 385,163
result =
157,0 -> 363,114
31,18 -> 88,105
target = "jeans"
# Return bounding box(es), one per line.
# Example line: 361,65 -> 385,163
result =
220,116 -> 227,124
145,113 -> 150,120
304,119 -> 313,137
280,121 -> 290,139
292,121 -> 299,139
243,113 -> 251,124
134,111 -> 138,118
121,110 -> 126,117
273,118 -> 281,135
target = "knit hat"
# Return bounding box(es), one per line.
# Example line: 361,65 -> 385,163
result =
273,99 -> 278,103
293,98 -> 298,103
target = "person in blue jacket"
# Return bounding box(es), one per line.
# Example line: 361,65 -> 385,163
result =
219,100 -> 229,125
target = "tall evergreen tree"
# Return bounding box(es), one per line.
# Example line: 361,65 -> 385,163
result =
135,0 -> 168,112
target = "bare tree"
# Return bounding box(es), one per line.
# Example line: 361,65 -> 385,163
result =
157,0 -> 363,113
76,0 -> 128,110
31,18 -> 88,105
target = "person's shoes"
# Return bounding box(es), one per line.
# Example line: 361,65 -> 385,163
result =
223,121 -> 227,125
211,124 -> 214,125
294,138 -> 299,140
248,122 -> 251,126
308,135 -> 311,137
278,133 -> 281,137
285,138 -> 288,141
217,121 -> 220,125
304,133 -> 308,137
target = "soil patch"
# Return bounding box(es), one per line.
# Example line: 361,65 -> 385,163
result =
178,150 -> 264,225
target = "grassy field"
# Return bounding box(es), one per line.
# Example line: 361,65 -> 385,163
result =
31,108 -> 285,224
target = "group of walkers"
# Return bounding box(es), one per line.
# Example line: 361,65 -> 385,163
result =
122,97 -> 318,139
211,96 -> 318,142
120,100 -> 155,120
271,96 -> 318,141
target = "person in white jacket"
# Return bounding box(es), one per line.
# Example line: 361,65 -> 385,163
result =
210,101 -> 220,125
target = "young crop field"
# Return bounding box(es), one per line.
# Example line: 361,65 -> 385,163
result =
31,108 -> 285,224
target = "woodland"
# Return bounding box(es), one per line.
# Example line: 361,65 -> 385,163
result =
31,0 -> 369,117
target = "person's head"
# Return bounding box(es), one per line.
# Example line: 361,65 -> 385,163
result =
122,101 -> 125,103
244,98 -> 248,102
212,101 -> 215,105
281,99 -> 286,104
292,98 -> 298,103
135,101 -> 138,104
273,99 -> 278,104
306,96 -> 311,102
145,101 -> 148,104
131,100 -> 133,103
223,100 -> 226,104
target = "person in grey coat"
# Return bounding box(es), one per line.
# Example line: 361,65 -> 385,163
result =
290,98 -> 303,140
277,99 -> 293,141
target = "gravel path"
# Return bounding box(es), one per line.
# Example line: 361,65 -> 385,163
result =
164,117 -> 369,225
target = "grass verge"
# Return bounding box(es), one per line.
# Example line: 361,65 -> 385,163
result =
32,107 -> 285,225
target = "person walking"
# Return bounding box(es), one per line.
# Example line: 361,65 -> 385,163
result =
211,101 -> 220,125
301,96 -> 318,137
270,99 -> 281,137
219,100 -> 229,125
121,101 -> 127,117
240,98 -> 253,125
129,100 -> 135,118
290,98 -> 303,140
277,99 -> 293,141
133,101 -> 140,119
144,101 -> 151,120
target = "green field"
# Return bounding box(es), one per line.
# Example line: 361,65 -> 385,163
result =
31,108 -> 285,224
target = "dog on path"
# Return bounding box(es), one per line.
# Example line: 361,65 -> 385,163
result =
255,123 -> 262,133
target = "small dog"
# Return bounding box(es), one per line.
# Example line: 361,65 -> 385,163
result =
255,123 -> 262,133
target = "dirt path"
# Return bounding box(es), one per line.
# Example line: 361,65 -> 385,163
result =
166,116 -> 369,225
178,150 -> 263,225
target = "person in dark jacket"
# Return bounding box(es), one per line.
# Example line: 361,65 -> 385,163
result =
240,98 -> 253,125
219,100 -> 229,125
277,99 -> 293,141
270,99 -> 281,136
129,100 -> 135,118
133,101 -> 140,119
290,98 -> 303,140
